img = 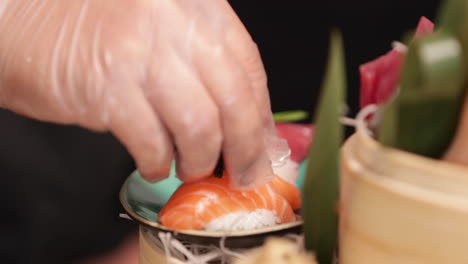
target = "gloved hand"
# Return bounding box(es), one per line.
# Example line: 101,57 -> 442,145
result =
0,0 -> 279,188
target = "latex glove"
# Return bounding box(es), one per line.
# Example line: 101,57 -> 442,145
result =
0,0 -> 278,188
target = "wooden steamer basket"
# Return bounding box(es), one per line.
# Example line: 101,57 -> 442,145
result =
340,127 -> 468,264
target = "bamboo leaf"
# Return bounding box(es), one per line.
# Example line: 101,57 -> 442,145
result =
438,0 -> 468,79
378,29 -> 465,157
302,31 -> 345,264
377,101 -> 397,147
379,0 -> 468,156
273,110 -> 309,123
438,0 -> 466,34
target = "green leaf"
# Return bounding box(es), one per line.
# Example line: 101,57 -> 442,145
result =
378,29 -> 465,157
302,31 -> 345,264
438,0 -> 468,78
377,101 -> 397,147
273,110 -> 309,123
437,0 -> 466,34
378,0 -> 468,156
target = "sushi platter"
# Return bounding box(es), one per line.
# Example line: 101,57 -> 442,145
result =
120,0 -> 468,263
119,169 -> 304,249
120,157 -> 308,263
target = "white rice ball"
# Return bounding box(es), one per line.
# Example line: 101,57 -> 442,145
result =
204,209 -> 280,232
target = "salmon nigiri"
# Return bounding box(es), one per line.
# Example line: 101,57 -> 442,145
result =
158,165 -> 301,232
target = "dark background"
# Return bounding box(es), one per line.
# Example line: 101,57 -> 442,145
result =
231,0 -> 440,119
0,1 -> 441,263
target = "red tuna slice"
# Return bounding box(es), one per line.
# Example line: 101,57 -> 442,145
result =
359,16 -> 435,109
414,16 -> 435,38
359,57 -> 380,108
359,47 -> 405,108
374,49 -> 406,105
275,122 -> 314,162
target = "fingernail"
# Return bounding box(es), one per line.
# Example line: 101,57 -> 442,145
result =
265,136 -> 291,167
237,171 -> 256,187
232,157 -> 274,190
174,158 -> 220,183
175,168 -> 209,183
141,166 -> 171,183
